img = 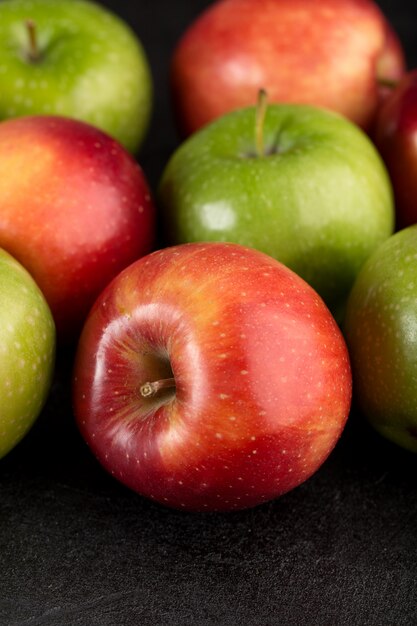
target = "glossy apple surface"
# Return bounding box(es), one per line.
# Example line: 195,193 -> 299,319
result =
73,242 -> 352,512
344,226 -> 417,453
0,0 -> 152,153
171,0 -> 405,136
159,103 -> 394,321
0,248 -> 55,459
0,115 -> 155,340
373,70 -> 417,228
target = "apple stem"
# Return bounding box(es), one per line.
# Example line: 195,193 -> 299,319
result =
255,88 -> 268,157
140,377 -> 176,398
378,77 -> 399,91
25,19 -> 39,63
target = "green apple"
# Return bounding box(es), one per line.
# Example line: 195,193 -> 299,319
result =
158,101 -> 394,320
344,226 -> 417,453
0,249 -> 55,459
0,0 -> 152,153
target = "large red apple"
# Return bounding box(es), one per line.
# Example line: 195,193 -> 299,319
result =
171,0 -> 405,136
0,115 -> 155,339
373,70 -> 417,228
73,243 -> 352,512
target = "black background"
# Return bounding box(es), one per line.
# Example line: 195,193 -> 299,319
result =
2,1 -> 417,625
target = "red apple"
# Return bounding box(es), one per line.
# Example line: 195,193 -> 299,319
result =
171,0 -> 406,136
373,70 -> 417,228
0,115 -> 155,339
73,242 -> 352,512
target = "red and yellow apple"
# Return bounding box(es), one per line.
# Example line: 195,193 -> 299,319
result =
0,115 -> 155,340
73,242 -> 352,512
171,0 -> 406,136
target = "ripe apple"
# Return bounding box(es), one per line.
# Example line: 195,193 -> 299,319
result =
373,70 -> 417,228
158,100 -> 394,322
73,242 -> 352,512
0,0 -> 152,153
0,115 -> 155,340
170,0 -> 405,136
344,226 -> 417,453
0,248 -> 55,459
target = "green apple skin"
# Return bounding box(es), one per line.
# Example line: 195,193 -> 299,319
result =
0,249 -> 55,459
159,103 -> 394,320
0,0 -> 152,153
344,226 -> 417,453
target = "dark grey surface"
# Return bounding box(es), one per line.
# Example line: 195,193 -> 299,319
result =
2,2 -> 417,625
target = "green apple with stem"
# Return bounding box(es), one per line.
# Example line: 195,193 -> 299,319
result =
0,249 -> 55,460
159,92 -> 394,321
0,0 -> 152,153
344,226 -> 417,453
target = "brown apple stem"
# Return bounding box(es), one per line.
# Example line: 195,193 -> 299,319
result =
378,77 -> 399,91
140,377 -> 176,398
25,19 -> 39,63
255,88 -> 268,157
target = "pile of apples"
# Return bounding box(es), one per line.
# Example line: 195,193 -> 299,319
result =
1,0 -> 417,512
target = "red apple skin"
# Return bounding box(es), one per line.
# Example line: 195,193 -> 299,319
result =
171,0 -> 405,136
373,70 -> 417,228
73,243 -> 352,512
0,115 -> 155,339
